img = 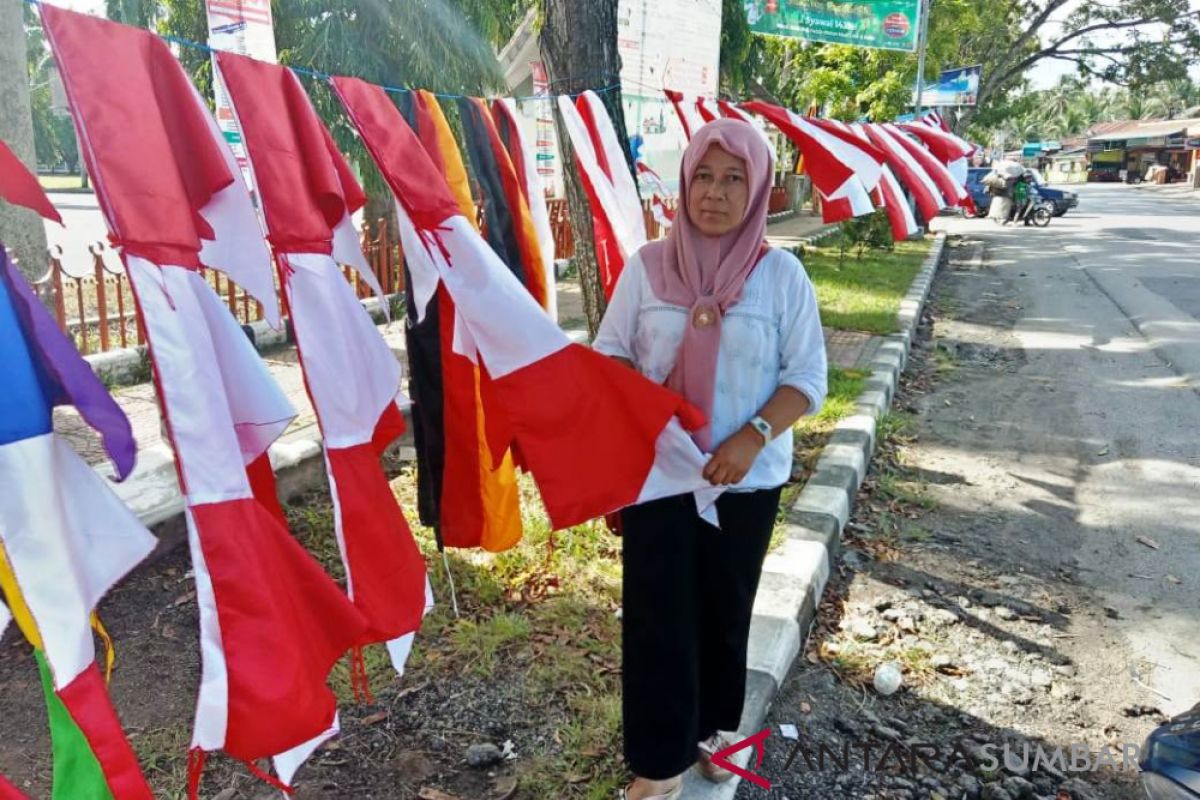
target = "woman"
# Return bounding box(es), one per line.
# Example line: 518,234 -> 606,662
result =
593,119 -> 828,799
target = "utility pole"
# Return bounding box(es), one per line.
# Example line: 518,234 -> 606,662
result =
912,0 -> 930,118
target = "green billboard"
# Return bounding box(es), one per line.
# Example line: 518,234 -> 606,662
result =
745,0 -> 921,52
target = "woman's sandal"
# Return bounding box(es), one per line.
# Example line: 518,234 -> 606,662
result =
695,733 -> 737,783
617,778 -> 683,799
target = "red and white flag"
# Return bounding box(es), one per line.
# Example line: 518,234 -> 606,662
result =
880,122 -> 969,210
214,52 -> 431,710
837,122 -> 919,240
897,121 -> 974,185
862,123 -> 945,222
41,7 -> 367,792
557,91 -> 646,299
664,89 -> 706,139
332,76 -> 722,529
742,101 -> 884,224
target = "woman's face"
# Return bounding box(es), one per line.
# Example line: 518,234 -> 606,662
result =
687,144 -> 750,237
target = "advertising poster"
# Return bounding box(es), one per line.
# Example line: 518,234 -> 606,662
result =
744,0 -> 920,53
205,0 -> 278,176
917,65 -> 982,106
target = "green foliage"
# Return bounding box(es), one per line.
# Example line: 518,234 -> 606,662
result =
837,209 -> 896,259
719,0 -> 757,95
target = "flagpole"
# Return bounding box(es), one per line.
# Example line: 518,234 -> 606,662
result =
912,0 -> 930,117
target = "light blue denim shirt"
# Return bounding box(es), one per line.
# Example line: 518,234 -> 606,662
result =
593,246 -> 828,491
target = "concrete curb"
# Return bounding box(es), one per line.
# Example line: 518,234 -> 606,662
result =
680,232 -> 946,799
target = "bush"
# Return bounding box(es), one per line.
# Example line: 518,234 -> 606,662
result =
837,210 -> 895,261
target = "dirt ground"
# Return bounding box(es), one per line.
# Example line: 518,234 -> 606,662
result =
744,238 -> 1164,800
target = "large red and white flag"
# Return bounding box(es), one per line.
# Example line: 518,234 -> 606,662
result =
557,91 -> 646,299
880,122 -> 969,210
741,101 -> 884,223
332,76 -> 722,529
41,7 -> 367,792
215,52 -> 431,704
897,120 -> 974,185
834,122 -> 920,241
862,123 -> 946,222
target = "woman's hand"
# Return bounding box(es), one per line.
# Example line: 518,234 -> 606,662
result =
702,426 -> 765,486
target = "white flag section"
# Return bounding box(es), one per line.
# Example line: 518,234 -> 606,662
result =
280,253 -> 403,450
0,599 -> 9,638
866,124 -> 946,212
397,211 -> 723,525
0,432 -> 155,689
497,98 -> 558,322
557,93 -> 647,262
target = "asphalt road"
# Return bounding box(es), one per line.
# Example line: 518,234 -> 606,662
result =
936,184 -> 1200,716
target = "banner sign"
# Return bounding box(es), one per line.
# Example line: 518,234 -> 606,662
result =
744,0 -> 920,53
915,65 -> 981,107
206,0 -> 277,176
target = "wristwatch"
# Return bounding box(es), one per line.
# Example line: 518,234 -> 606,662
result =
748,415 -> 773,446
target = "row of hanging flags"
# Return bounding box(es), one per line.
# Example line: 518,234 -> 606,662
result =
664,90 -> 977,241
0,5 -> 978,797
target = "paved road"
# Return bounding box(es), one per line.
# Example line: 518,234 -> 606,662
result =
935,184 -> 1200,715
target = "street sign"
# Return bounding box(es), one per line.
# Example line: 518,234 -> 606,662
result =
745,0 -> 920,52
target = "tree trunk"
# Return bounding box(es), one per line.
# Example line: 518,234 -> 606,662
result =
539,0 -> 636,338
0,0 -> 49,280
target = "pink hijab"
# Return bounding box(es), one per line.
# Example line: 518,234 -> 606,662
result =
642,118 -> 774,451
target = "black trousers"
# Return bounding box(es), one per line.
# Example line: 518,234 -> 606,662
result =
620,486 -> 783,779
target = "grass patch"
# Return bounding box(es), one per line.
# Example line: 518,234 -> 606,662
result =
37,173 -> 88,191
800,237 -> 931,334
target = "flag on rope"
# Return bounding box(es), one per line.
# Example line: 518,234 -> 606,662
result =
556,90 -> 647,300
490,98 -> 559,320
456,97 -> 550,310
0,137 -> 155,800
741,101 -> 884,224
879,122 -> 970,210
0,138 -> 61,225
664,89 -> 705,139
392,89 -> 525,552
40,7 -> 368,792
332,76 -> 723,529
214,52 -> 432,708
897,121 -> 974,186
862,123 -> 946,223
846,124 -> 920,241
919,109 -> 952,133
714,100 -> 778,161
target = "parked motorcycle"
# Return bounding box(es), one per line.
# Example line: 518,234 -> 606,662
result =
1140,701 -> 1200,799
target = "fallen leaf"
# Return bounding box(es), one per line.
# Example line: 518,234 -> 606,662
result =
172,590 -> 196,607
1136,536 -> 1161,550
1167,574 -> 1182,584
418,788 -> 461,800
360,711 -> 389,726
491,776 -> 518,800
1096,446 -> 1110,456
800,701 -> 812,714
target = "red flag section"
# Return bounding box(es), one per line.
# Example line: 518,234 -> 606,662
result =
0,774 -> 27,800
0,138 -> 61,224
42,7 -> 367,788
332,76 -> 722,530
215,53 -> 430,671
